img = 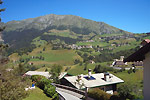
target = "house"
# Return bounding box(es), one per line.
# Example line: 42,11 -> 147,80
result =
62,69 -> 124,94
124,39 -> 150,100
112,56 -> 127,66
24,71 -> 70,79
24,71 -> 51,79
133,61 -> 143,66
113,61 -> 127,66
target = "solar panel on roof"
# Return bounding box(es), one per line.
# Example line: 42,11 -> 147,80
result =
84,76 -> 96,80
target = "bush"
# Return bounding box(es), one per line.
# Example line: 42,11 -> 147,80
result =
31,75 -> 58,100
88,88 -> 111,100
118,84 -> 135,100
44,84 -> 58,100
128,68 -> 133,74
109,95 -> 120,100
31,75 -> 51,89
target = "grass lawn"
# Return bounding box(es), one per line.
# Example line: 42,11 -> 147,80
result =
114,70 -> 143,85
113,70 -> 143,97
23,87 -> 52,100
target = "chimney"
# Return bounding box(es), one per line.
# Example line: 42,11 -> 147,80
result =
104,72 -> 110,82
88,69 -> 92,78
77,75 -> 82,80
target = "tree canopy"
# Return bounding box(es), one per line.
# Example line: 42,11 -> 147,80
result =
49,64 -> 62,83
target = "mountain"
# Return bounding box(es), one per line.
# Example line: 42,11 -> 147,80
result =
1,14 -> 132,51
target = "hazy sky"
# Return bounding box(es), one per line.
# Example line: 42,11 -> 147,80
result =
1,0 -> 150,33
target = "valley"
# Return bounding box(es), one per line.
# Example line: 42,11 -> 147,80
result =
1,14 -> 148,100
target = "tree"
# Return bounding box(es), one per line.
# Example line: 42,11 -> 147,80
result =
0,2 -> 29,99
14,63 -> 26,76
118,84 -> 135,100
0,1 -> 7,63
49,64 -> 62,83
0,68 -> 29,100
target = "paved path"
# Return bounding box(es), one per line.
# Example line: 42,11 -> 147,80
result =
56,87 -> 94,100
56,87 -> 84,99
56,88 -> 82,100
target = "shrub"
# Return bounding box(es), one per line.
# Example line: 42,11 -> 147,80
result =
93,64 -> 114,73
109,95 -> 120,100
31,75 -> 58,100
44,84 -> 58,99
31,75 -> 49,89
118,84 -> 135,100
128,68 -> 133,74
88,88 -> 111,100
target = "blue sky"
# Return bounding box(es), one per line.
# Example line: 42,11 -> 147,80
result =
1,0 -> 150,33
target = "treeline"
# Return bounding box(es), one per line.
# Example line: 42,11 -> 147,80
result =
41,35 -> 82,44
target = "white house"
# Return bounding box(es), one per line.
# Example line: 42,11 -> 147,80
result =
63,69 -> 124,94
124,40 -> 150,100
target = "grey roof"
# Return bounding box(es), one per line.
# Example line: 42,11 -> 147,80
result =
25,71 -> 51,78
25,71 -> 67,79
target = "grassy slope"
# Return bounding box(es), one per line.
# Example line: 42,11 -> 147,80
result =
18,44 -> 82,66
68,63 -> 98,75
31,36 -> 47,47
67,62 -> 112,75
9,53 -> 20,61
23,87 -> 52,100
44,29 -> 78,39
29,49 -> 81,66
113,70 -> 143,85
